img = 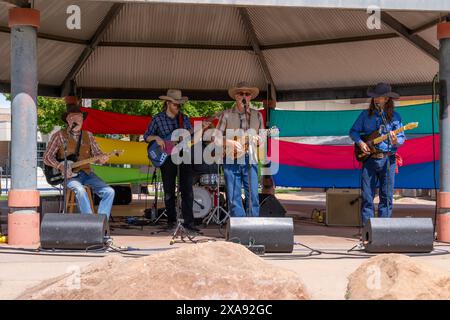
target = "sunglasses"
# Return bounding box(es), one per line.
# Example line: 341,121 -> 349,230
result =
237,92 -> 252,97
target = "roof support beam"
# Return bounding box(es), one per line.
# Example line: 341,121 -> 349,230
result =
0,81 -> 432,101
261,33 -> 399,50
380,12 -> 439,61
238,7 -> 277,100
60,3 -> 125,96
277,83 -> 433,102
411,17 -> 442,35
99,41 -> 252,51
0,26 -> 88,44
0,81 -> 61,99
0,0 -> 30,7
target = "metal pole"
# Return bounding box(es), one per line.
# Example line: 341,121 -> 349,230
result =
7,8 -> 40,245
437,17 -> 450,242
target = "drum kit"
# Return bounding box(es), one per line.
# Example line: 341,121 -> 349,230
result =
150,143 -> 230,226
191,167 -> 230,225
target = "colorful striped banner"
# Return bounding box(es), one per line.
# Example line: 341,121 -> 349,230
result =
275,135 -> 439,170
81,107 -> 267,135
274,161 -> 438,189
269,103 -> 439,137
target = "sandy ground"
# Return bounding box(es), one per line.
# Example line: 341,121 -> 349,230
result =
1,192 -> 448,300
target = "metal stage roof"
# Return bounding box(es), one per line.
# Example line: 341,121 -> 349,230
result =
0,0 -> 448,101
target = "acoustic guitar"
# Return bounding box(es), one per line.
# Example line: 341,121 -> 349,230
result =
44,149 -> 124,186
354,122 -> 418,162
225,126 -> 279,160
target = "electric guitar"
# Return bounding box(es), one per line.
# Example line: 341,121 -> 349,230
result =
354,122 -> 418,162
44,149 -> 124,186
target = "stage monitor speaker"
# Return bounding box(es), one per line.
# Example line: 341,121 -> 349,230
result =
40,213 -> 109,250
363,218 -> 434,253
326,189 -> 362,227
226,217 -> 294,253
259,194 -> 286,217
94,184 -> 132,206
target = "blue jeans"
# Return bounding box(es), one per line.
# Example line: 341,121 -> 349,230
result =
223,156 -> 259,217
67,171 -> 115,219
361,155 -> 396,226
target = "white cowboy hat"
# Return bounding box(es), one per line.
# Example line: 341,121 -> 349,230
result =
159,89 -> 189,104
228,81 -> 260,100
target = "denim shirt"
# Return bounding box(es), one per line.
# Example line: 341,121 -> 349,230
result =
349,109 -> 405,153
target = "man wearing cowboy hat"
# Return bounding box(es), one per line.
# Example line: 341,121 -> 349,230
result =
144,89 -> 199,233
349,82 -> 406,226
216,81 -> 265,217
44,103 -> 115,219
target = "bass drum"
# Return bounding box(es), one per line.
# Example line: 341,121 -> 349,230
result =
192,186 -> 213,219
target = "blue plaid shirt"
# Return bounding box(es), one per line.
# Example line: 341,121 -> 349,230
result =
349,109 -> 405,153
144,112 -> 192,140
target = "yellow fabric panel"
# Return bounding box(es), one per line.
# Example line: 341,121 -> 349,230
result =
95,137 -> 150,166
399,99 -> 431,106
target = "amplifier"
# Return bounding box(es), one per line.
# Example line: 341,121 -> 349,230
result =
326,189 -> 362,227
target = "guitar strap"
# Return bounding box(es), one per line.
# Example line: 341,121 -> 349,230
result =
74,130 -> 83,161
178,112 -> 184,129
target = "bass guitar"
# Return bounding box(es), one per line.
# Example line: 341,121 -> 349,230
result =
354,122 -> 418,162
147,112 -> 223,167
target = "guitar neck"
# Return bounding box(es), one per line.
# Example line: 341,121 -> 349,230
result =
71,152 -> 112,169
372,126 -> 405,144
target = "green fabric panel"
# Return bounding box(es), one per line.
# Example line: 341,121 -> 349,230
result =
92,165 -> 154,185
269,103 -> 439,137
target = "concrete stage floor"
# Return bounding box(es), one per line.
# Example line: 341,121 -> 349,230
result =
1,192 -> 450,300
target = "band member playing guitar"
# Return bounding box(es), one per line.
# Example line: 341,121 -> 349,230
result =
216,82 -> 265,217
43,103 -> 115,219
144,89 -> 200,233
349,83 -> 406,226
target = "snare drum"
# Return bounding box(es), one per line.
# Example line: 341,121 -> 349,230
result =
199,174 -> 225,186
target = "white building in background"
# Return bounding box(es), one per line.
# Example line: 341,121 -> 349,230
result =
0,102 -> 55,194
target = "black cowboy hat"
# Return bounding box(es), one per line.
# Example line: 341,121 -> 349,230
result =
367,82 -> 400,99
61,103 -> 88,123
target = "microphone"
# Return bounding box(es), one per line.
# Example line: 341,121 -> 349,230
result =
242,98 -> 248,112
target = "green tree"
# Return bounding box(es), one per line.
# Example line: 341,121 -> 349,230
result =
4,94 -> 66,134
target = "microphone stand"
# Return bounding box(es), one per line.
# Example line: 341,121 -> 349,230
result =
376,103 -> 393,218
244,99 -> 253,218
62,123 -> 77,214
62,138 -> 68,214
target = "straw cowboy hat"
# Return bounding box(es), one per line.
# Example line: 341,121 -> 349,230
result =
228,81 -> 260,100
367,82 -> 400,99
61,103 -> 88,123
159,89 -> 189,104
